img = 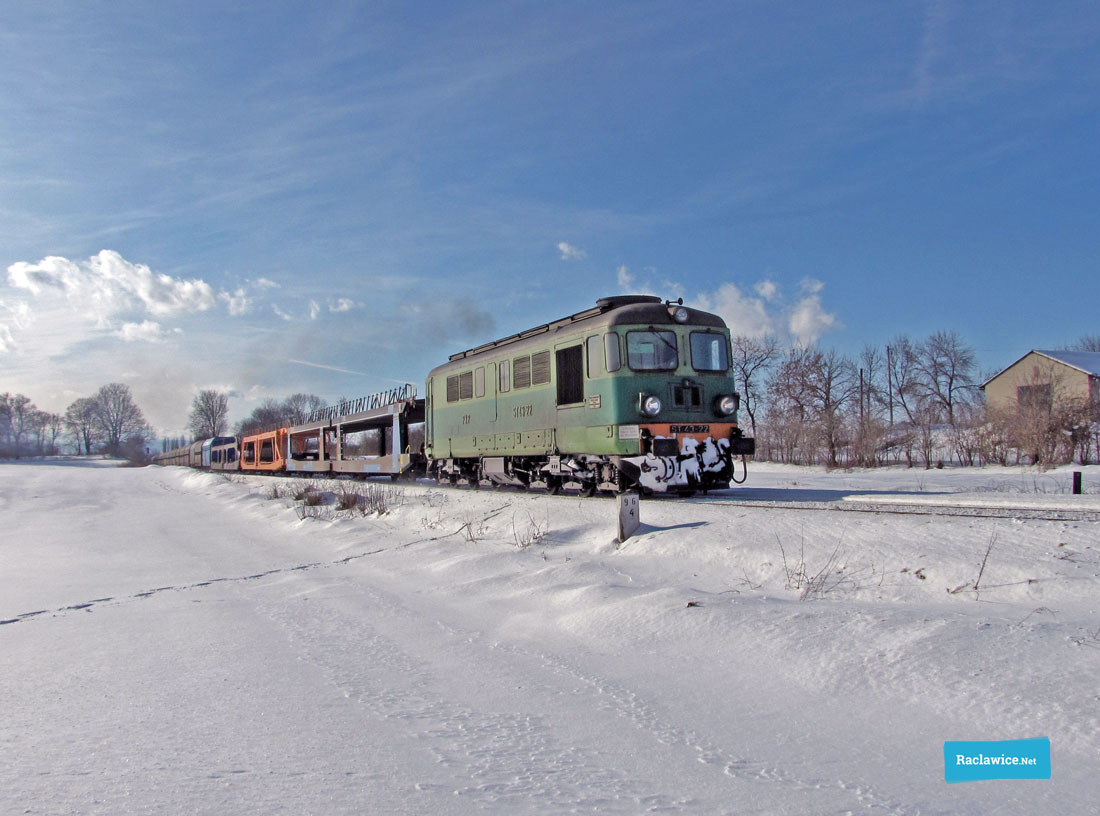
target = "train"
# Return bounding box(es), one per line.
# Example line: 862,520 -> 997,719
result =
153,295 -> 755,494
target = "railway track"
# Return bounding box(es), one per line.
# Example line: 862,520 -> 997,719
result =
682,495 -> 1100,523
214,467 -> 1100,522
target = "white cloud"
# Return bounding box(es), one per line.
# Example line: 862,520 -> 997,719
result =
115,320 -> 170,343
754,279 -> 779,301
8,250 -> 219,319
252,277 -> 279,289
0,299 -> 32,353
329,297 -> 357,313
788,294 -> 838,346
309,300 -> 321,320
799,277 -> 825,295
557,242 -> 587,261
272,305 -> 293,321
219,287 -> 251,316
696,283 -> 774,339
616,265 -> 634,289
641,269 -> 839,345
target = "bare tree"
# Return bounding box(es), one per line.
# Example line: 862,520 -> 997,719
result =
767,347 -> 857,467
282,393 -> 326,426
0,393 -> 12,453
188,390 -> 229,439
730,334 -> 779,439
1069,334 -> 1100,352
43,412 -> 64,455
886,336 -> 922,426
913,330 -> 977,425
65,397 -> 102,455
92,383 -> 150,456
237,398 -> 289,436
6,394 -> 35,456
236,393 -> 327,435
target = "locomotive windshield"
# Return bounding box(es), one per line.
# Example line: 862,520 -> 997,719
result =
626,330 -> 678,371
690,332 -> 730,372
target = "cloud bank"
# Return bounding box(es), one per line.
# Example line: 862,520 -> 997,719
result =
615,266 -> 840,347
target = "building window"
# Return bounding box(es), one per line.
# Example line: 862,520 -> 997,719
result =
1017,384 -> 1051,409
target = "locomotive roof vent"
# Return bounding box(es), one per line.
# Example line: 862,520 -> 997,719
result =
596,295 -> 662,310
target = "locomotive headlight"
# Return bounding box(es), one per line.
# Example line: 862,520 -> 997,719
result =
670,306 -> 690,323
716,394 -> 739,416
640,393 -> 663,417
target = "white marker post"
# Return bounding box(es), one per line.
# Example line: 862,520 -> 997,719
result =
617,490 -> 641,543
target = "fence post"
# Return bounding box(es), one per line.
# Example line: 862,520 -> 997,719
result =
1072,471 -> 1082,495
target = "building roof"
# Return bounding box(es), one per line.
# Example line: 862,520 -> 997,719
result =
982,349 -> 1100,388
1033,350 -> 1100,377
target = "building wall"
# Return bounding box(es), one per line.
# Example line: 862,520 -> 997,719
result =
984,352 -> 1092,413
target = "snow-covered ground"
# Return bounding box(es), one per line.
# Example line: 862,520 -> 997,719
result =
3,459 -> 1099,814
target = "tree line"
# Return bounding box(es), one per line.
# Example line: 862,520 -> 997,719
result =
175,390 -> 328,447
735,333 -> 1100,469
1,384 -> 151,460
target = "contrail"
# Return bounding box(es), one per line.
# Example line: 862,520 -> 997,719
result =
286,358 -> 371,377
286,358 -> 415,386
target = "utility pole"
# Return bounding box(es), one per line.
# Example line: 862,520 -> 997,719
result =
886,345 -> 894,428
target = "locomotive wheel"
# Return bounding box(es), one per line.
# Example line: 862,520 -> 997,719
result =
578,479 -> 597,498
545,475 -> 562,495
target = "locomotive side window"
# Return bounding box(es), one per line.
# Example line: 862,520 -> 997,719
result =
626,331 -> 678,371
532,351 -> 551,385
446,375 -> 460,402
474,367 -> 485,399
499,359 -> 511,392
556,345 -> 585,405
586,335 -> 602,377
690,332 -> 730,372
514,355 -> 531,389
605,332 -> 621,372
459,371 -> 474,400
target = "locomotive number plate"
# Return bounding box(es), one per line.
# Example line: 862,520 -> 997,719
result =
670,424 -> 709,434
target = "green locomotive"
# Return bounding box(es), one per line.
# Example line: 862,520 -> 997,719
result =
425,295 -> 754,494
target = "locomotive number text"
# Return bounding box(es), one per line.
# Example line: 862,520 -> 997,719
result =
513,405 -> 534,419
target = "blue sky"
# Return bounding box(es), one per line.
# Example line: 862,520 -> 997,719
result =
2,1 -> 1098,434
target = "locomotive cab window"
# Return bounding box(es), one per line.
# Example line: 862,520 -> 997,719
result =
626,331 -> 678,371
586,335 -> 603,378
690,332 -> 730,372
605,332 -> 621,372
